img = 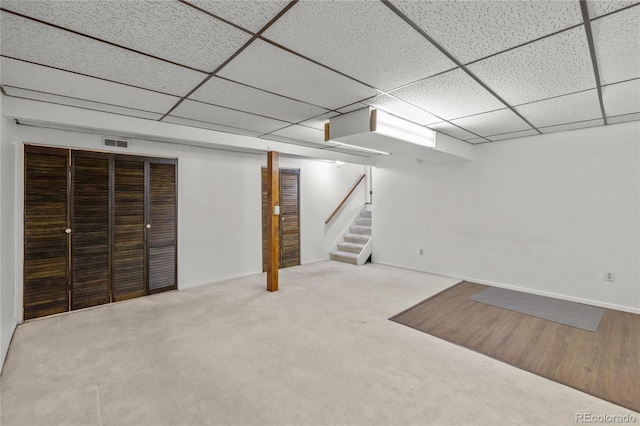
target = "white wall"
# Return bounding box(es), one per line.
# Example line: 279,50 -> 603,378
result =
1,95 -> 19,371
374,122 -> 640,312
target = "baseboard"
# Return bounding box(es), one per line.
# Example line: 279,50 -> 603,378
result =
178,271 -> 263,291
372,261 -> 640,315
1,319 -> 18,375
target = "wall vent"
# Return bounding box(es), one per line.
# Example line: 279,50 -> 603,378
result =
103,137 -> 130,149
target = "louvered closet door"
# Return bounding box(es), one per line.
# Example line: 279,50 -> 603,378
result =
147,159 -> 177,293
261,168 -> 300,271
280,170 -> 300,268
24,146 -> 70,320
71,151 -> 110,310
113,156 -> 146,301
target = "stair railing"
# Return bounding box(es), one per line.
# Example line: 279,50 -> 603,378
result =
325,174 -> 366,224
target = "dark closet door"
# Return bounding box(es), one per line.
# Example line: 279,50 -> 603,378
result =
147,159 -> 177,293
70,151 -> 110,310
280,170 -> 300,268
24,146 -> 70,320
261,168 -> 300,271
113,155 -> 146,301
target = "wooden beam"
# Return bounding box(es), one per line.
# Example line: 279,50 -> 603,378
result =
266,151 -> 280,292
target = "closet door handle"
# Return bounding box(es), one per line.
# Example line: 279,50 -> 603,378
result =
146,224 -> 151,229
65,228 -> 71,234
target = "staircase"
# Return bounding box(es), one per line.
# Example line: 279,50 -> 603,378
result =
330,210 -> 372,265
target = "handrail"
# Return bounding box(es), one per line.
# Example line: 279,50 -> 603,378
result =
325,174 -> 366,224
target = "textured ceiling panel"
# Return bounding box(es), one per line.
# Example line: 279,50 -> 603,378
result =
450,108 -> 532,137
486,129 -> 540,142
217,40 -> 378,109
363,95 -> 441,125
587,1 -> 640,18
515,90 -> 602,128
0,57 -> 179,113
602,80 -> 640,117
337,103 -> 369,114
466,137 -> 487,144
468,26 -> 595,105
298,112 -> 341,131
607,112 -> 640,124
0,12 -> 205,96
591,6 -> 640,85
262,1 -> 455,90
190,77 -> 328,122
428,122 -> 479,140
269,125 -> 326,145
162,116 -> 263,137
0,1 -> 250,73
392,0 -> 583,64
391,69 -> 504,120
171,99 -> 288,134
539,119 -> 604,134
3,87 -> 163,120
187,0 -> 289,33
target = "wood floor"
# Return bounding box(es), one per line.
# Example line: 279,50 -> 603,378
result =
391,282 -> 640,413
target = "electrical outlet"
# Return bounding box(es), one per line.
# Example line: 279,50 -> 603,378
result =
419,249 -> 424,255
604,271 -> 615,282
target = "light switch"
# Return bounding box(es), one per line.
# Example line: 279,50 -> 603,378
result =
274,206 -> 280,215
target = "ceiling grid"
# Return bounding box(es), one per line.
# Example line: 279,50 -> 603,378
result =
0,0 -> 638,153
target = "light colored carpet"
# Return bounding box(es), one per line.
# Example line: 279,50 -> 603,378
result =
469,286 -> 605,331
0,262 -> 631,425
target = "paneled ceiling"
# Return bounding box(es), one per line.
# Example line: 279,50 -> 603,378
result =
1,0 -> 639,158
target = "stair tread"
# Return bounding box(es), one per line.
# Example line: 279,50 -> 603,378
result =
331,250 -> 358,257
338,242 -> 365,248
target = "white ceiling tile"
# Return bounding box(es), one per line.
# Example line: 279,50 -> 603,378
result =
587,1 -> 640,18
363,95 -> 441,125
515,90 -> 602,128
188,0 -> 289,33
607,112 -> 640,124
0,12 -> 205,96
262,1 -> 455,90
0,1 -> 251,73
391,69 -> 504,120
393,0 -> 583,64
487,129 -> 540,142
190,77 -> 328,122
466,137 -> 488,144
3,87 -> 163,120
298,112 -> 341,131
0,57 -> 179,113
171,99 -> 288,134
337,103 -> 369,114
217,40 -> 378,110
592,6 -> 640,84
539,119 -> 604,134
468,26 -> 595,105
428,122 -> 478,140
450,109 -> 532,137
162,116 -> 263,137
602,80 -> 640,116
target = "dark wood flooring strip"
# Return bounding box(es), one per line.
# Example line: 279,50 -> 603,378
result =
391,282 -> 640,413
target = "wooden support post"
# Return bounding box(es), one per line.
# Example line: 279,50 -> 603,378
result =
266,151 -> 279,292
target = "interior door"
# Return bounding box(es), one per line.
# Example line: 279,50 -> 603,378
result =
70,151 -> 110,310
279,170 -> 300,268
113,155 -> 146,301
261,168 -> 300,271
147,159 -> 177,293
23,145 -> 70,320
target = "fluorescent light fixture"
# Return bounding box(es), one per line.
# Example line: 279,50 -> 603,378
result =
324,108 -> 435,157
371,109 -> 435,148
333,142 -> 391,155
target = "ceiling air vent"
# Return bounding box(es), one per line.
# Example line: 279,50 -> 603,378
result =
103,137 -> 130,149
